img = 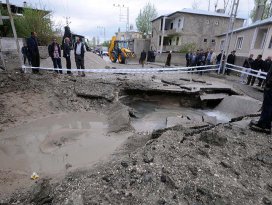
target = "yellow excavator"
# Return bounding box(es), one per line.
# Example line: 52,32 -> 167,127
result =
108,36 -> 135,64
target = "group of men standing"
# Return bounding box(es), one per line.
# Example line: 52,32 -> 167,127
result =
48,36 -> 86,77
23,31 -> 86,76
185,49 -> 217,67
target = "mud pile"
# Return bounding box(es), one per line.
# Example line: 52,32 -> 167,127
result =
7,124 -> 272,205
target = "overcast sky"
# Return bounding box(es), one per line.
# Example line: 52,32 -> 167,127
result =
9,0 -> 255,41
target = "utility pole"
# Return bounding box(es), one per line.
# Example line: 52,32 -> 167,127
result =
97,26 -> 106,43
65,16 -> 71,26
113,4 -> 129,40
219,0 -> 240,74
6,0 -> 23,70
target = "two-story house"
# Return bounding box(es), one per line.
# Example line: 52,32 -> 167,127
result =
215,17 -> 272,60
151,8 -> 245,52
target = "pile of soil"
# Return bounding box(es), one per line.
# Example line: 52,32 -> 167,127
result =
7,124 -> 272,205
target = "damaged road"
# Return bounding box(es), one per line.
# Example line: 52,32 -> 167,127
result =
0,71 -> 270,205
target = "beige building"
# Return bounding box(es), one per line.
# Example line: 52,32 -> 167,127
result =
151,8 -> 245,52
115,31 -> 143,40
215,17 -> 272,60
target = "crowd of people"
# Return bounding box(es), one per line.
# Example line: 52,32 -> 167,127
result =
184,49 -> 272,88
22,31 -> 86,77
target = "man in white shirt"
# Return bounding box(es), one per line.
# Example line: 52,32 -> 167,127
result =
74,37 -> 86,77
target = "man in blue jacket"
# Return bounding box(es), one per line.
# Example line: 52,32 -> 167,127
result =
27,32 -> 40,74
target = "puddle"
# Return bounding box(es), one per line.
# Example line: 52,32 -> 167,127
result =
0,112 -> 132,174
128,100 -> 230,133
202,110 -> 231,123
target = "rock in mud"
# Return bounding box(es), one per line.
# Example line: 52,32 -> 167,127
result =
256,154 -> 272,165
199,130 -> 227,146
75,80 -> 116,101
30,179 -> 53,205
107,102 -> 131,133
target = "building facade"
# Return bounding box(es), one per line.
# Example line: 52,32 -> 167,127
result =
215,17 -> 272,60
115,31 -> 143,40
151,8 -> 245,52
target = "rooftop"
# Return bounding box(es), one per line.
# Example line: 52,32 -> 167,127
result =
151,8 -> 246,22
217,17 -> 272,36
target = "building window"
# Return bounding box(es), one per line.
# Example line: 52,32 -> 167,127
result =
211,39 -> 215,44
236,37 -> 243,49
170,22 -> 173,29
203,38 -> 208,43
268,36 -> 272,49
176,37 -> 179,45
178,19 -> 181,28
159,36 -> 162,46
220,40 -> 225,50
215,21 -> 219,26
169,39 -> 172,45
206,20 -> 210,24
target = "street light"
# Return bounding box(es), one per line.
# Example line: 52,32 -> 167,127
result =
113,3 -> 129,39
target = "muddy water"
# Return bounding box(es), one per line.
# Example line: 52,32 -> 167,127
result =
129,101 -> 231,133
0,112 -> 132,175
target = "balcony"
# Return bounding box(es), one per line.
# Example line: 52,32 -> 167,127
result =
164,28 -> 179,36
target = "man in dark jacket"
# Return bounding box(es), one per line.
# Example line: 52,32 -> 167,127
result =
139,50 -> 147,67
74,37 -> 86,77
250,64 -> 272,134
63,37 -> 71,74
247,54 -> 264,86
226,50 -> 236,75
196,50 -> 206,75
48,38 -> 62,74
240,54 -> 254,83
258,56 -> 272,87
27,31 -> 40,73
185,52 -> 191,67
165,51 -> 172,67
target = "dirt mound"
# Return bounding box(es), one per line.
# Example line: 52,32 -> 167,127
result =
9,124 -> 272,205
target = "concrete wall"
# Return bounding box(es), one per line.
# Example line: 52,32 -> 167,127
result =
151,13 -> 244,52
154,53 -> 186,65
0,37 -> 49,70
133,39 -> 151,57
1,37 -> 25,51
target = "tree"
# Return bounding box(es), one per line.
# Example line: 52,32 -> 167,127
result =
250,0 -> 271,21
102,41 -> 110,47
14,6 -> 55,45
192,0 -> 200,10
136,2 -> 158,34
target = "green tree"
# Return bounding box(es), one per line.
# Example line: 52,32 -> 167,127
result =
250,0 -> 271,21
136,2 -> 158,34
14,7 -> 55,45
102,40 -> 110,47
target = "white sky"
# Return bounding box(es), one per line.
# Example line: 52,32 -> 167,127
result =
10,0 -> 255,41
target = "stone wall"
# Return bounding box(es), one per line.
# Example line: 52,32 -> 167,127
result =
1,37 -> 24,51
133,39 -> 151,57
0,37 -> 49,70
154,53 -> 186,65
